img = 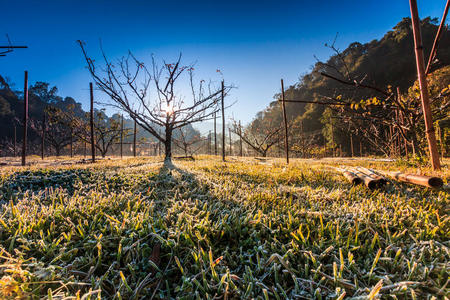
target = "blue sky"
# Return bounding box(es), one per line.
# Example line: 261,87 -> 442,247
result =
1,0 -> 448,127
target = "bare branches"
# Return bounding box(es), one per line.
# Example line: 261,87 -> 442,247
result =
230,118 -> 282,157
319,72 -> 390,96
78,41 -> 231,161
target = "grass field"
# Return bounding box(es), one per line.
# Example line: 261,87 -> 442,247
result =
0,156 -> 448,299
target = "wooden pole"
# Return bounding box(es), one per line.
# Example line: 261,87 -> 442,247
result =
133,113 -> 137,157
280,79 -> 289,164
239,120 -> 243,157
214,112 -> 217,155
389,125 -> 394,157
359,140 -> 363,157
208,130 -> 215,155
41,112 -> 45,160
120,114 -> 123,159
331,122 -> 335,157
397,87 -> 409,157
21,71 -> 28,166
13,126 -> 16,157
221,80 -> 225,161
425,0 -> 450,74
350,133 -> 354,157
300,120 -> 304,158
84,141 -> 86,158
90,82 -> 95,163
409,0 -> 441,170
70,127 -> 73,158
229,128 -> 232,156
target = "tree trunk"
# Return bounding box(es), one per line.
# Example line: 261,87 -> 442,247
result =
164,127 -> 173,162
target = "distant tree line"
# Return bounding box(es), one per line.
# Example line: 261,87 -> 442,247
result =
0,78 -> 204,158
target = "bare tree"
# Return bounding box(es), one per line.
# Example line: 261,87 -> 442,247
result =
50,107 -> 129,158
230,118 -> 283,157
31,107 -> 73,157
173,126 -> 205,157
78,41 -> 231,162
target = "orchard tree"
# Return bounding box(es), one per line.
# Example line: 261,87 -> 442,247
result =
33,107 -> 74,156
173,126 -> 205,157
230,116 -> 283,158
79,41 -> 231,162
50,107 -> 128,158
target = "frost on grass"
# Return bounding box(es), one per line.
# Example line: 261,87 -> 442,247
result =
0,157 -> 448,299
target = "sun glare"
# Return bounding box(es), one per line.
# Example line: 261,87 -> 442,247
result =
162,102 -> 174,116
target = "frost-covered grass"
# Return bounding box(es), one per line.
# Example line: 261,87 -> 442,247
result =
0,156 -> 448,299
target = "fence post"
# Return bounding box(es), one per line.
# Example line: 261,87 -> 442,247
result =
350,133 -> 354,157
90,82 -> 95,163
133,113 -> 137,157
70,127 -> 73,158
14,126 -> 17,157
41,112 -> 45,160
229,128 -> 232,156
120,114 -> 123,159
239,120 -> 243,157
214,112 -> 217,155
221,80 -> 225,161
21,71 -> 28,166
280,79 -> 289,164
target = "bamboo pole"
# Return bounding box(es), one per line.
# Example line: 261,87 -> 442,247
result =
221,80 -> 225,162
336,167 -> 363,185
229,128 -> 232,156
41,112 -> 45,160
70,127 -> 73,158
380,171 -> 443,189
397,89 -> 409,157
280,79 -> 289,164
331,122 -> 335,157
13,126 -> 16,157
208,130 -> 211,155
239,120 -> 243,157
425,0 -> 450,74
214,112 -> 217,155
350,168 -> 381,189
409,0 -> 441,170
90,82 -> 95,163
133,113 -> 137,157
120,114 -> 123,159
350,133 -> 354,157
355,167 -> 388,185
22,71 -> 28,166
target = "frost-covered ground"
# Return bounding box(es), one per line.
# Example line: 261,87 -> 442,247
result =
0,156 -> 448,299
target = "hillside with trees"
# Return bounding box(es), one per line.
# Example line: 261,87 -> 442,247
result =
247,17 -> 449,158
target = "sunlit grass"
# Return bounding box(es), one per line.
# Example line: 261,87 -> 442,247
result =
0,156 -> 448,298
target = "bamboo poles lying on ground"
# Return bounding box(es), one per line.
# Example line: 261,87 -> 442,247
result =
355,167 -> 388,185
335,167 -> 363,185
335,167 -> 384,189
349,167 -> 386,189
336,166 -> 444,189
377,170 -> 443,189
